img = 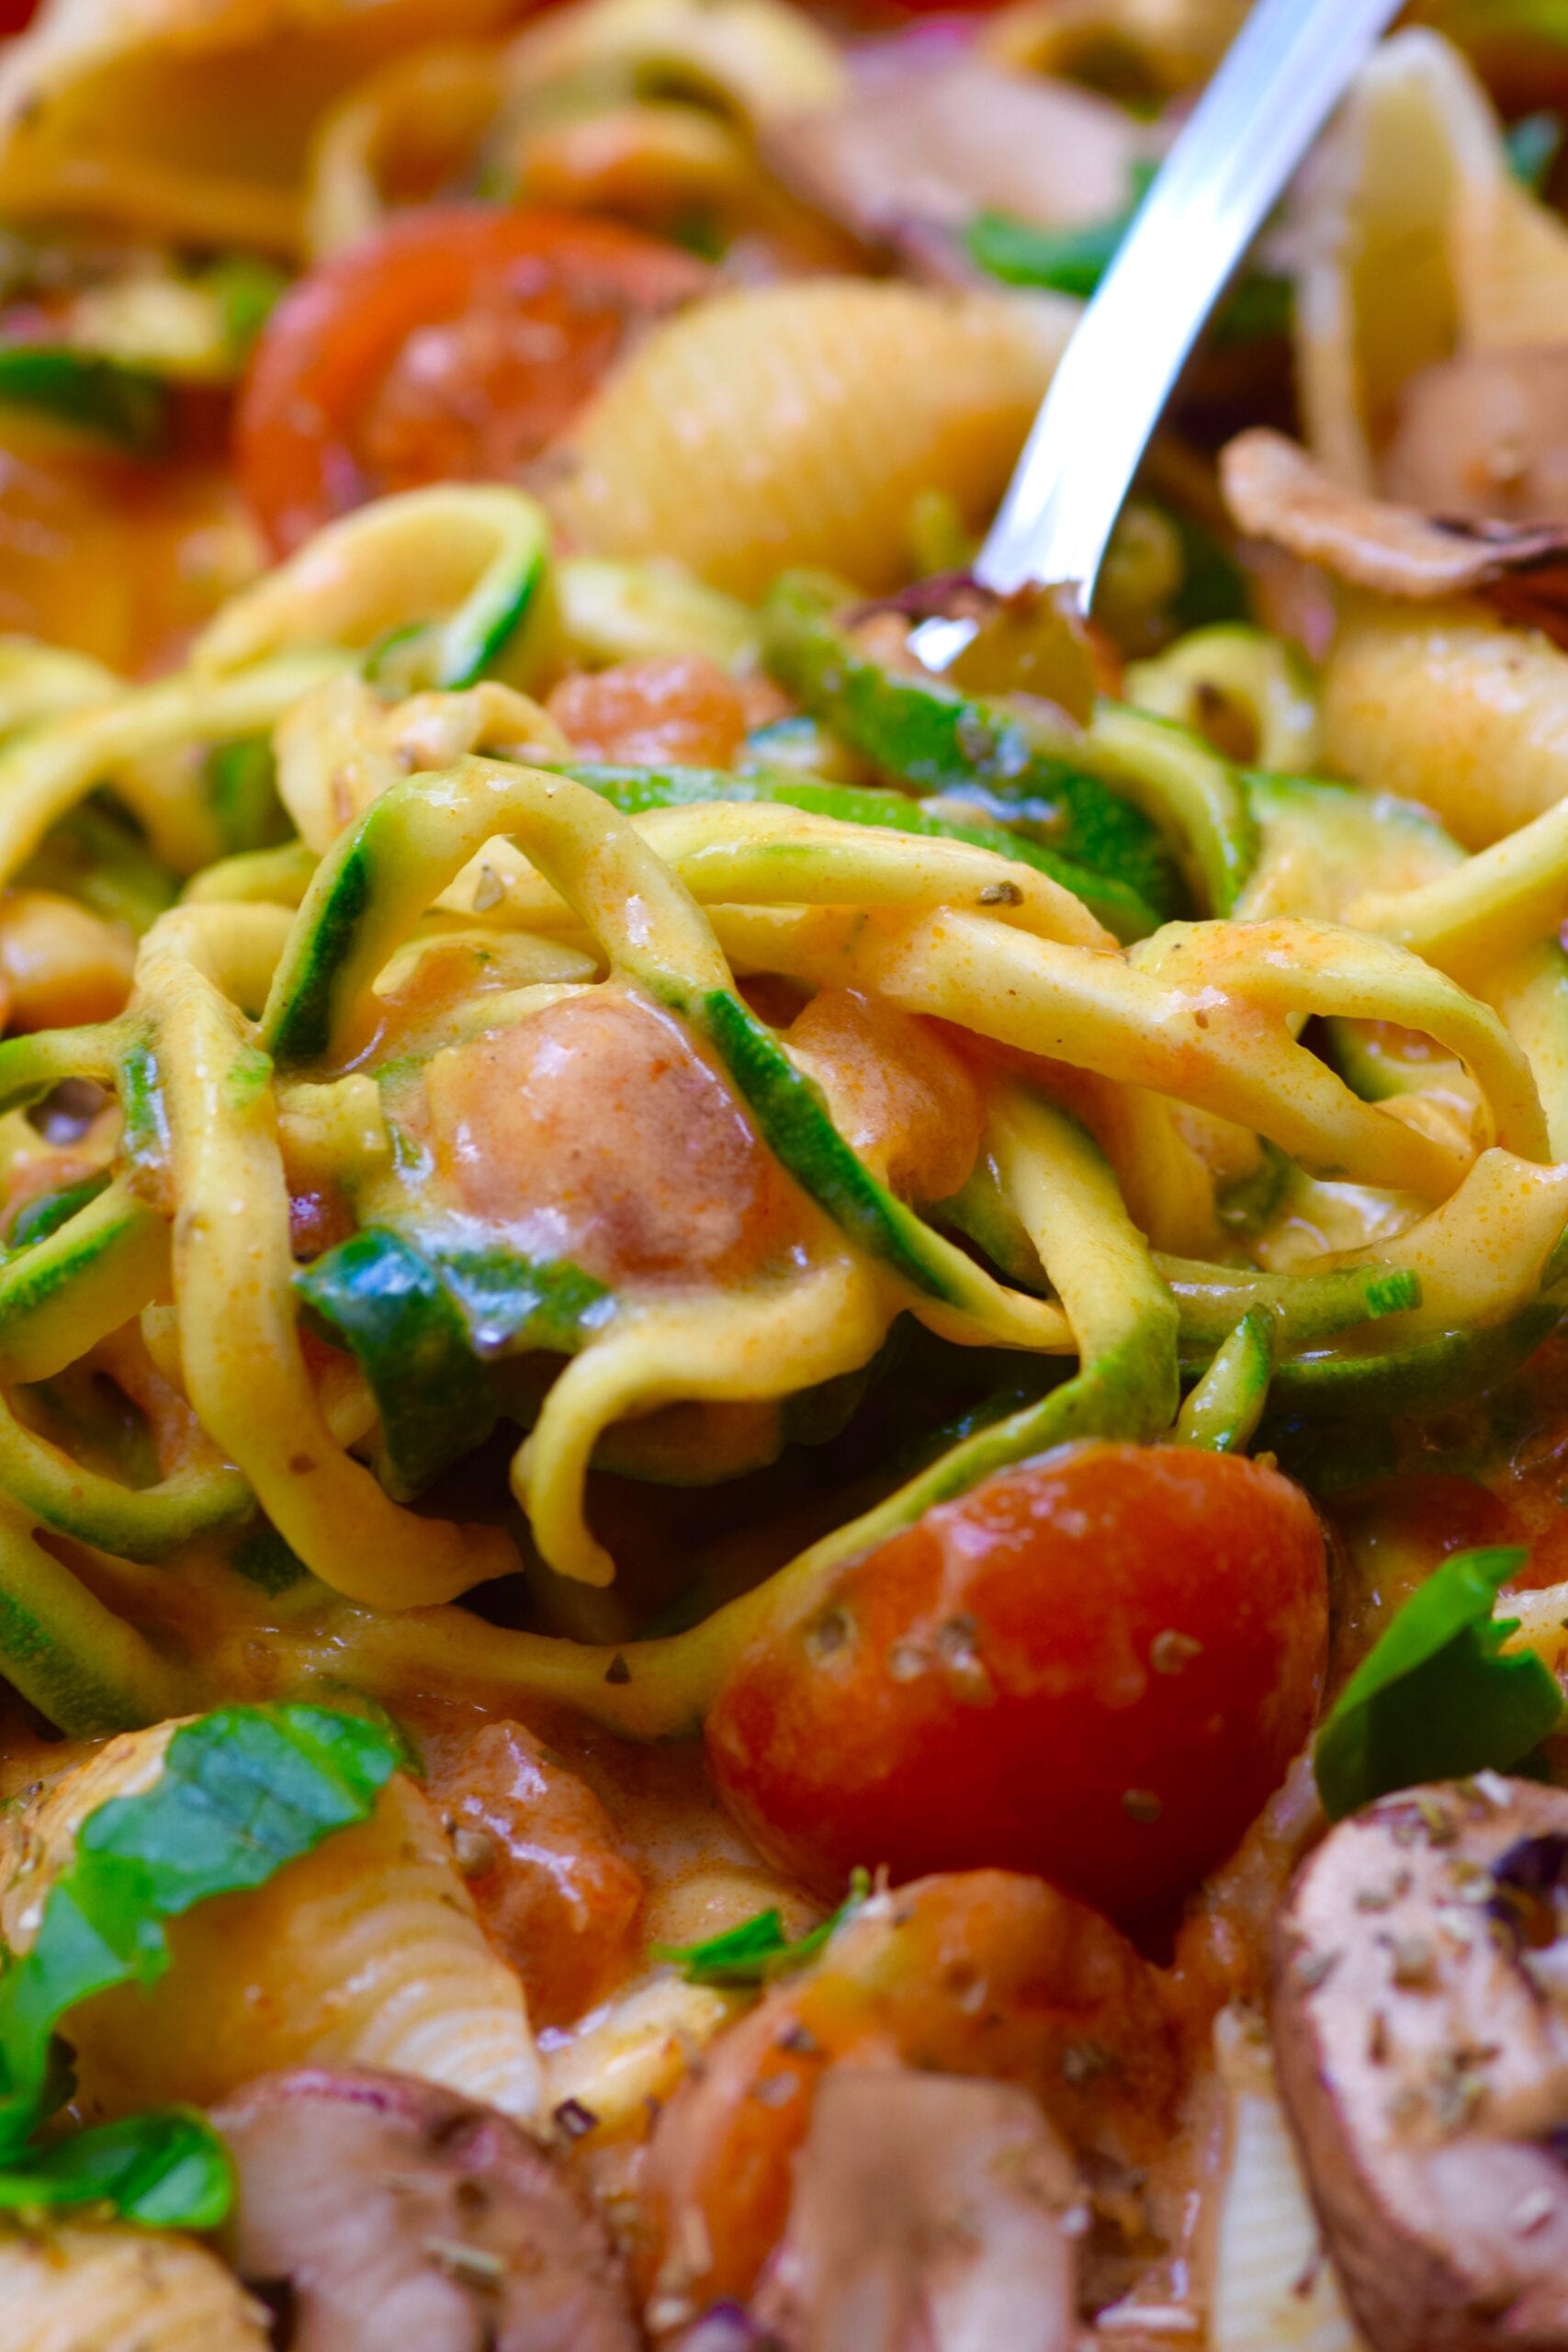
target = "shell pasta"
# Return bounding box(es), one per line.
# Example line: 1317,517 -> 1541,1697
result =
2,2 -> 1568,2348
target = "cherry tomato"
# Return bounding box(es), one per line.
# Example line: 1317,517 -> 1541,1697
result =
0,0 -> 39,29
236,205 -> 709,554
638,1869 -> 1179,2309
706,1442 -> 1327,1922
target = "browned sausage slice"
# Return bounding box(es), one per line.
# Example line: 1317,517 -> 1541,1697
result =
211,2066 -> 640,2352
1271,1778 -> 1568,2352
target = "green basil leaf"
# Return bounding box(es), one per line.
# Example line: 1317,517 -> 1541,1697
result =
964,206 -> 1135,299
1314,1548 -> 1564,1822
964,164 -> 1288,345
0,2108 -> 232,2229
0,1703 -> 400,2150
0,349 -> 171,455
657,1869 -> 872,1985
296,1226 -> 612,1498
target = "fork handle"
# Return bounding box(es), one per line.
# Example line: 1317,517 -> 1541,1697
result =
976,0 -> 1404,605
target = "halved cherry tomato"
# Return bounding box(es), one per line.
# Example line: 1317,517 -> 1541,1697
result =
705,1442 -> 1327,1923
236,205 -> 709,554
638,1869 -> 1179,2309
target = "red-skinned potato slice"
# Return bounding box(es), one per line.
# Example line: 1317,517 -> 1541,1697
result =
1271,1779 -> 1568,2352
212,2065 -> 640,2352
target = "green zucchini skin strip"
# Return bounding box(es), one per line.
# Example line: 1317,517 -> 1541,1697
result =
698,989 -> 956,1303
761,574 -> 1182,920
696,989 -> 1065,1330
0,1021 -> 122,1117
1269,1302 -> 1562,1419
0,1182 -> 170,1387
1085,702 -> 1256,918
1176,1308 -> 1275,1453
7,1175 -> 111,1252
795,1094 -> 1179,1558
446,542 -> 549,688
558,762 -> 1159,943
0,1510 -> 190,1737
1163,1259 -> 1420,1354
0,1392 -> 252,1562
262,763 -> 1066,1338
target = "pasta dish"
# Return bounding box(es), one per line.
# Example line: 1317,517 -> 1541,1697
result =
0,0 -> 1566,2344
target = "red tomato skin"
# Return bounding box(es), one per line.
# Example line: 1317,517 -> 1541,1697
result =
236,204 -> 707,555
706,1442 -> 1327,1923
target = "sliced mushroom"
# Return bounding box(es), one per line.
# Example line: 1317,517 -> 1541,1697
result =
752,2068 -> 1079,2352
1270,1778 -> 1568,2352
212,2065 -> 640,2352
764,58 -> 1147,277
1221,427 -> 1568,603
1382,349 -> 1568,526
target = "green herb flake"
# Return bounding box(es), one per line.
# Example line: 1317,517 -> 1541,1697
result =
657,1868 -> 872,1985
1314,1547 -> 1564,1822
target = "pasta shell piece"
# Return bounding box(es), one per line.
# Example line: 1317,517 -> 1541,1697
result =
545,278 -> 1073,597
983,0 -> 1246,96
0,2222 -> 268,2352
1293,29 -> 1568,490
0,1721 -> 176,1954
504,0 -> 845,131
1209,2007 -> 1369,2352
0,1735 -> 542,2128
0,0 -> 522,251
543,1975 -> 739,2140
1323,599 -> 1568,848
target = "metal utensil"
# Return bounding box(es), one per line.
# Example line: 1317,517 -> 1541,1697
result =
909,0 -> 1404,668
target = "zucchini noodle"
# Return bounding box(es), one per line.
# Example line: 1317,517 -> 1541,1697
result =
0,469 -> 1560,1742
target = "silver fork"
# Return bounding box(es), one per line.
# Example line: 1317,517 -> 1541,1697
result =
909,0 -> 1404,668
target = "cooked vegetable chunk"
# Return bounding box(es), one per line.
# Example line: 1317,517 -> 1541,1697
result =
706,1443 -> 1327,1917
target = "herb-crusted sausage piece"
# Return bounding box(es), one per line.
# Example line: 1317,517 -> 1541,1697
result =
212,2066 -> 640,2352
1271,1779 -> 1568,2352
